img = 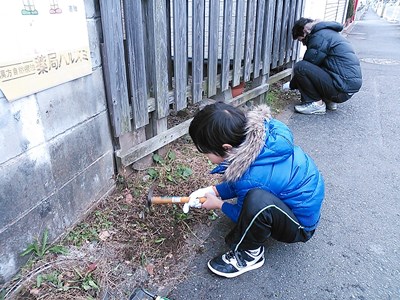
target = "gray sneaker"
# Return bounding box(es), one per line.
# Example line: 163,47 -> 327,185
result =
294,101 -> 326,115
325,101 -> 338,111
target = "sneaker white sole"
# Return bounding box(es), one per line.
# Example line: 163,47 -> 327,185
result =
207,257 -> 265,278
294,109 -> 326,115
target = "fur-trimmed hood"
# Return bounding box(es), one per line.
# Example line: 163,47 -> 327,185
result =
212,106 -> 324,229
211,105 -> 294,182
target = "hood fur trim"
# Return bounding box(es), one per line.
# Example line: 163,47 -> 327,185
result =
224,105 -> 272,182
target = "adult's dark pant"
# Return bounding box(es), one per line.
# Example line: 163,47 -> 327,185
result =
225,189 -> 315,251
290,60 -> 352,104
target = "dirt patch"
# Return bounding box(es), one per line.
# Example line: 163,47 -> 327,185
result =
1,79 -> 299,300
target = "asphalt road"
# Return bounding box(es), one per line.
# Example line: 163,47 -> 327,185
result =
167,9 -> 400,300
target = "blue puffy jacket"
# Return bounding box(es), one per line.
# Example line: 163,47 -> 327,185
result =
211,106 -> 325,231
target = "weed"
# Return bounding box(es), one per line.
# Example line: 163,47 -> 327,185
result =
140,253 -> 147,266
154,237 -> 166,244
208,210 -> 219,221
148,168 -> 159,180
175,165 -> 193,180
65,211 -> 113,246
66,223 -> 98,246
150,151 -> 194,186
33,268 -> 99,296
266,90 -> 279,106
20,229 -> 68,259
94,210 -> 113,228
75,270 -> 99,292
167,204 -> 188,221
36,271 -> 64,289
167,150 -> 176,160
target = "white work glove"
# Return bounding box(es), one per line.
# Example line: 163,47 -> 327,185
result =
182,186 -> 216,213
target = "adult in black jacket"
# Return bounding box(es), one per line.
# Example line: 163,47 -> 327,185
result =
286,18 -> 362,115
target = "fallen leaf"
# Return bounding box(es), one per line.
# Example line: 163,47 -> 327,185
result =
125,193 -> 133,204
146,263 -> 155,275
30,288 -> 40,295
99,230 -> 111,241
87,262 -> 97,272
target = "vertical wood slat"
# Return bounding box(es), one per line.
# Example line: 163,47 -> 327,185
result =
166,1 -> 173,90
99,0 -> 131,137
232,0 -> 245,87
271,0 -> 283,68
278,0 -> 291,66
192,0 -> 205,103
123,0 -> 149,129
285,0 -> 297,63
243,0 -> 256,82
262,0 -> 276,76
292,0 -> 304,60
207,0 -> 220,96
252,0 -> 266,79
173,0 -> 188,111
220,0 -> 233,91
143,0 -> 169,119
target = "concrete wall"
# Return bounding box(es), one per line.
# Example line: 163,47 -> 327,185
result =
0,0 -> 115,283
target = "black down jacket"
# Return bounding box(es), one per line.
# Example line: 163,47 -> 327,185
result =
303,21 -> 362,93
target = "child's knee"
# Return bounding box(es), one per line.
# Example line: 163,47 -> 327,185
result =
243,189 -> 278,214
293,60 -> 311,75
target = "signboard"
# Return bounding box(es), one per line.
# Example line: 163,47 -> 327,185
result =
0,0 -> 93,101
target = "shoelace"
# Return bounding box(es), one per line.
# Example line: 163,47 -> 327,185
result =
225,250 -> 246,267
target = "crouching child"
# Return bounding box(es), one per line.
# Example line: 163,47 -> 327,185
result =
187,101 -> 325,278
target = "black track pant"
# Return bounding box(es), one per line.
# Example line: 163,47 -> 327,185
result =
225,189 -> 315,251
290,60 -> 352,104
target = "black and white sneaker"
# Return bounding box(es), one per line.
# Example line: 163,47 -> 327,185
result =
207,246 -> 265,278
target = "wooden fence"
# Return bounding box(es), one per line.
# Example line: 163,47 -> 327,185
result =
99,0 -> 304,169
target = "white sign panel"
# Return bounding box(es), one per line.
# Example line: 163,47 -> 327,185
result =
0,0 -> 93,101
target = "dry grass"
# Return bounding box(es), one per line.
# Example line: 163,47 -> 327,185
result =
1,80 -> 299,300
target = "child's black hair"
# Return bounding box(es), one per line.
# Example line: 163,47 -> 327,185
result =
292,17 -> 314,40
189,101 -> 246,157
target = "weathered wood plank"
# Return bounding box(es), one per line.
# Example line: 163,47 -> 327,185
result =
252,0 -> 266,79
99,0 -> 131,136
143,0 -> 169,119
285,0 -> 297,63
243,0 -> 256,82
292,0 -> 304,60
232,0 -> 245,87
192,0 -> 205,103
117,118 -> 193,166
278,0 -> 290,66
166,1 -> 173,90
220,0 -> 233,91
262,0 -> 276,76
228,82 -> 269,108
267,68 -> 292,83
173,0 -> 188,111
123,0 -> 149,129
118,68 -> 293,166
272,0 -> 283,68
207,0 -> 220,96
